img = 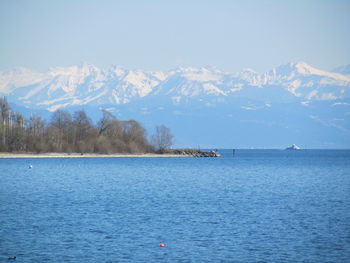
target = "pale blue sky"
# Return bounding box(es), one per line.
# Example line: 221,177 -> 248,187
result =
0,0 -> 349,72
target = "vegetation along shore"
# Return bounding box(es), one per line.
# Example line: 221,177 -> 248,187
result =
0,97 -> 220,158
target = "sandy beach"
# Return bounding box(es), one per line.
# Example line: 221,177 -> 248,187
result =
0,152 -> 190,158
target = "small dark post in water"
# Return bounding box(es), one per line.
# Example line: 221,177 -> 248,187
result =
232,149 -> 235,157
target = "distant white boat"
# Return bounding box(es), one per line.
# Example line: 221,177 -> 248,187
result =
285,144 -> 301,150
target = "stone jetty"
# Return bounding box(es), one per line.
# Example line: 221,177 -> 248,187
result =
172,149 -> 221,157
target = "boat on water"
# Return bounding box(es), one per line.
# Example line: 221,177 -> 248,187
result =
285,144 -> 301,150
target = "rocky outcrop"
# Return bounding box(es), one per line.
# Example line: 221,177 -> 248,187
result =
172,149 -> 221,157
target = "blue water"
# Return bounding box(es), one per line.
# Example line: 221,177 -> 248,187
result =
0,150 -> 349,262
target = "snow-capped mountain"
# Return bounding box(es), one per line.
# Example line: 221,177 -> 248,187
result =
0,63 -> 166,111
1,62 -> 349,111
262,62 -> 350,100
1,62 -> 349,148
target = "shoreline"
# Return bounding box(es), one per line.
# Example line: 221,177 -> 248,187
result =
0,152 -> 191,159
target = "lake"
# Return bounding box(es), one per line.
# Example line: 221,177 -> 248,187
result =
1,150 -> 349,262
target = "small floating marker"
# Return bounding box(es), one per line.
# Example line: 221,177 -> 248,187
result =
159,243 -> 166,247
28,165 -> 33,169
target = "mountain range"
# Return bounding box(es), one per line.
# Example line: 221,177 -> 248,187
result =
1,62 -> 349,148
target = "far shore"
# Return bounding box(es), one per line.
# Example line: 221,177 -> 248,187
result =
0,152 -> 191,159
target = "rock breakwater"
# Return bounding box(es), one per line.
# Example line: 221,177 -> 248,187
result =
172,149 -> 221,157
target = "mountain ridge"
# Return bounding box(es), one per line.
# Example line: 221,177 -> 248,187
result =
1,62 -> 349,111
1,62 -> 349,148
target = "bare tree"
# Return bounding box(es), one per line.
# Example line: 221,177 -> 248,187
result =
0,101 -> 169,155
72,110 -> 95,152
151,125 -> 174,152
49,110 -> 72,152
0,97 -> 10,149
96,110 -> 125,153
121,120 -> 148,153
7,112 -> 26,151
97,110 -> 116,135
26,114 -> 46,153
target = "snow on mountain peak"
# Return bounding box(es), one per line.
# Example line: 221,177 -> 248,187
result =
295,62 -> 317,74
0,67 -> 46,93
269,62 -> 350,81
119,70 -> 163,97
265,62 -> 350,84
49,63 -> 101,76
1,62 -> 350,111
174,66 -> 223,82
262,62 -> 350,101
235,68 -> 261,86
294,62 -> 335,78
108,65 -> 127,77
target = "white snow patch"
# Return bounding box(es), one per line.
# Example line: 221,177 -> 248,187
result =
74,90 -> 108,105
0,68 -> 47,93
230,87 -> 243,92
319,78 -> 350,86
306,90 -> 318,100
332,102 -> 350,106
152,71 -> 167,81
241,106 -> 257,110
180,67 -> 222,82
203,83 -> 227,96
320,93 -> 337,100
111,68 -> 126,77
296,62 -> 350,81
48,103 -> 71,112
37,96 -> 73,106
287,86 -> 301,97
290,79 -> 301,89
172,96 -> 181,104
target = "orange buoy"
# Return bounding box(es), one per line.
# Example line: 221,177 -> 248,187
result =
159,243 -> 166,247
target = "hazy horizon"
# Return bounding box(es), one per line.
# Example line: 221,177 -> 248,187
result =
1,0 -> 349,73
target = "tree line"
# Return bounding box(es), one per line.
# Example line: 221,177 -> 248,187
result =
0,97 -> 173,154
